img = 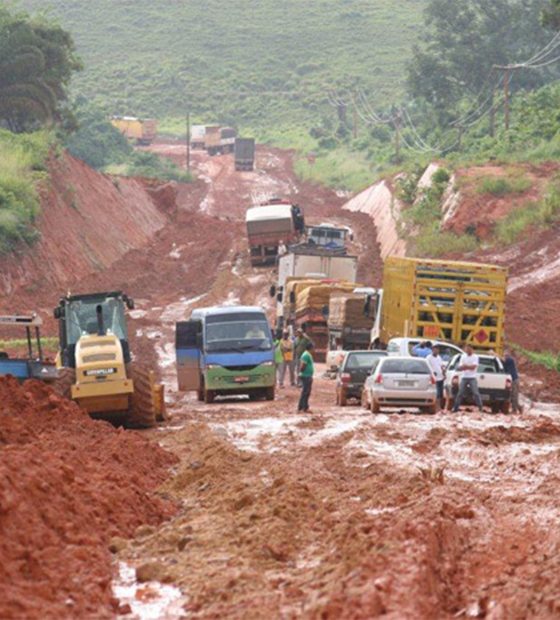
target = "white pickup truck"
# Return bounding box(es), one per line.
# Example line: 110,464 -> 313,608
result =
444,354 -> 512,413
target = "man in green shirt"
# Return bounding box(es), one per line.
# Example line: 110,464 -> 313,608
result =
295,327 -> 313,387
297,341 -> 315,413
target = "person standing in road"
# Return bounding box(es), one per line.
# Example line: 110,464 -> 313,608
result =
278,329 -> 296,387
278,240 -> 287,258
297,341 -> 314,413
426,344 -> 445,412
502,348 -> 523,413
273,335 -> 283,385
452,343 -> 484,413
295,327 -> 312,387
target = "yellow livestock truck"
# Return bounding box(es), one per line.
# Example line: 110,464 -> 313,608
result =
111,116 -> 158,145
380,257 -> 508,352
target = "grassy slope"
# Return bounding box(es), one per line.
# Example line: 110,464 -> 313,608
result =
21,0 -> 425,131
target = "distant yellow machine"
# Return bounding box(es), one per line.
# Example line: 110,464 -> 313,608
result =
111,116 -> 157,145
54,291 -> 165,428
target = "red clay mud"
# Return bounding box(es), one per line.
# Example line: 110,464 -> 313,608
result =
0,376 -> 176,620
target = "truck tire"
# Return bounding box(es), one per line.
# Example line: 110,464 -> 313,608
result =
265,386 -> 275,401
371,399 -> 380,414
490,402 -> 500,414
204,388 -> 215,404
53,367 -> 76,401
126,363 -> 157,429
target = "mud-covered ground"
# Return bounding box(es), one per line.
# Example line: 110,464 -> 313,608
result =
3,146 -> 560,619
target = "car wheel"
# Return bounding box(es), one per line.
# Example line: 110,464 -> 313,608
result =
371,399 -> 380,414
501,400 -> 511,414
335,389 -> 340,406
339,389 -> 348,407
426,403 -> 437,415
361,390 -> 368,409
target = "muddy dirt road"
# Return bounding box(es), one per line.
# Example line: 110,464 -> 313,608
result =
4,147 -> 560,619
98,148 -> 560,620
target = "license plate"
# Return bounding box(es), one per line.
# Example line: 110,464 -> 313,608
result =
234,376 -> 250,383
398,380 -> 416,387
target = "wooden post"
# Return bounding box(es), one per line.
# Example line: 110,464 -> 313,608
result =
489,81 -> 496,138
503,69 -> 511,131
394,115 -> 401,163
186,111 -> 191,173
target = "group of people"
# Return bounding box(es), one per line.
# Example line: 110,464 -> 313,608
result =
273,327 -> 315,413
413,340 -> 522,414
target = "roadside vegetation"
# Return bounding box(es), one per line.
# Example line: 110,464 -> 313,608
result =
65,100 -> 193,182
0,129 -> 55,254
515,346 -> 560,372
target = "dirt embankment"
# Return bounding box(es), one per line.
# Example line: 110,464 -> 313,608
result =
0,376 -> 176,620
0,153 -> 183,300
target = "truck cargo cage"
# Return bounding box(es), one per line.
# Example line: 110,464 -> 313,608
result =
381,257 -> 508,351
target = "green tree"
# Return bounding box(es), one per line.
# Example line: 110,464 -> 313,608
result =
408,0 -> 558,120
543,0 -> 560,28
0,7 -> 82,132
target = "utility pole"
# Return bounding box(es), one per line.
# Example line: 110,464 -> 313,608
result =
393,113 -> 401,163
489,81 -> 496,138
503,69 -> 511,131
186,111 -> 191,173
494,65 -> 513,132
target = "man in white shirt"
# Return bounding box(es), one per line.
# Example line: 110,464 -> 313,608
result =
452,344 -> 484,413
426,345 -> 445,411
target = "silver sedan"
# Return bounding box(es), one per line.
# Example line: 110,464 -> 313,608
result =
362,356 -> 437,414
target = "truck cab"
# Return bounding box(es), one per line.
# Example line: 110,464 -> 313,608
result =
176,306 -> 276,403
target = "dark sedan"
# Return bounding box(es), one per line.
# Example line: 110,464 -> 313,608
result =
336,350 -> 388,406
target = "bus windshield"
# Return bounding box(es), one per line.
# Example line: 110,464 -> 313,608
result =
66,297 -> 128,345
205,313 -> 272,353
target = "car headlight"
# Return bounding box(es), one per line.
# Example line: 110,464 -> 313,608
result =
205,364 -> 221,370
262,361 -> 275,367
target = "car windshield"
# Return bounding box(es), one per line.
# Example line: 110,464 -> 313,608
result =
205,313 -> 272,353
345,352 -> 386,370
66,297 -> 127,345
380,359 -> 430,374
387,341 -> 400,354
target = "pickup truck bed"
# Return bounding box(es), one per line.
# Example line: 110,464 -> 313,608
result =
444,354 -> 512,413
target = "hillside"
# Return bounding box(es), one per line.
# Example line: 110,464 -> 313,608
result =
20,0 -> 426,130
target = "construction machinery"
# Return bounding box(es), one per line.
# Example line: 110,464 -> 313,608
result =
379,257 -> 508,352
53,291 -> 164,428
0,315 -> 58,383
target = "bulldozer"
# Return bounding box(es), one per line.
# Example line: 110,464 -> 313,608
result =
53,291 -> 164,428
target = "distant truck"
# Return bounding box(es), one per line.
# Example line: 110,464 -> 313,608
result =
202,126 -> 238,155
190,125 -> 206,150
291,280 -> 359,362
234,138 -> 256,171
379,257 -> 508,353
245,199 -> 304,267
307,224 -> 348,250
328,289 -> 378,351
111,116 -> 157,145
272,247 -> 359,328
